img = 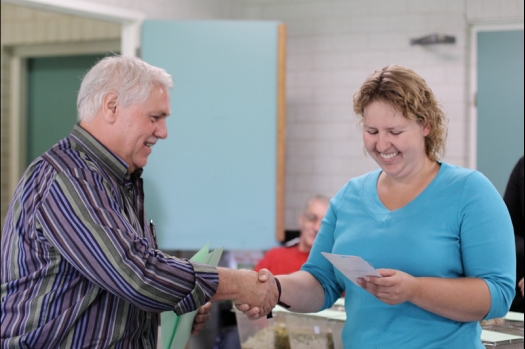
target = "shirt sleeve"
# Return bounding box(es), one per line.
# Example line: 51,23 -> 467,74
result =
459,171 -> 516,319
36,168 -> 218,315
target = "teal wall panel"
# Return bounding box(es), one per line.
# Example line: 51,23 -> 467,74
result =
141,20 -> 281,250
477,30 -> 524,195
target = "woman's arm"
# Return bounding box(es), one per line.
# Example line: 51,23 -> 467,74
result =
277,271 -> 326,313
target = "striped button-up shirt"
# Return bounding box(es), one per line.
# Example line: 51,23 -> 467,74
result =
1,124 -> 219,348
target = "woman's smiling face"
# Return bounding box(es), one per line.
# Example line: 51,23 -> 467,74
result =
362,100 -> 430,180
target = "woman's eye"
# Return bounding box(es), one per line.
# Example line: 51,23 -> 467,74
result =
366,130 -> 378,134
391,131 -> 402,135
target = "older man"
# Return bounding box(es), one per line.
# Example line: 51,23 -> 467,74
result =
1,56 -> 277,348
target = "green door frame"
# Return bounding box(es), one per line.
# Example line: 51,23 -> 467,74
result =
7,40 -> 120,197
468,22 -> 524,171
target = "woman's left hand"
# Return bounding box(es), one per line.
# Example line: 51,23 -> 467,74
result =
357,269 -> 419,305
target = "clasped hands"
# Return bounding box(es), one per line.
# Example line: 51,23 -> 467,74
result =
234,268 -> 279,319
192,268 -> 278,334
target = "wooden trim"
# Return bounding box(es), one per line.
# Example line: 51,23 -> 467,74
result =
1,0 -> 145,23
11,40 -> 121,58
276,24 -> 287,242
9,57 -> 23,198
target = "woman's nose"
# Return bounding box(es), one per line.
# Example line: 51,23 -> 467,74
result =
376,132 -> 391,152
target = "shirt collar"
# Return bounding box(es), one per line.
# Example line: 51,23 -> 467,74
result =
70,124 -> 143,182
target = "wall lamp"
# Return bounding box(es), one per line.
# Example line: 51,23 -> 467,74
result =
411,34 -> 456,45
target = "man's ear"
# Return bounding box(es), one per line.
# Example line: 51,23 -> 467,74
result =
101,91 -> 119,123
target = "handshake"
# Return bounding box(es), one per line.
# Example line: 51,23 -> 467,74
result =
213,267 -> 281,319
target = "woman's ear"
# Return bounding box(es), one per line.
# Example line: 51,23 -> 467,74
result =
422,122 -> 431,137
101,91 -> 119,123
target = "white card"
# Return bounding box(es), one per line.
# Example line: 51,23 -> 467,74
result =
321,252 -> 382,286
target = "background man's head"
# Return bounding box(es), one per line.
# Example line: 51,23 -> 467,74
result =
298,194 -> 330,253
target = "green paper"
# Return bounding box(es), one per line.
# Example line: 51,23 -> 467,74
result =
206,246 -> 224,267
161,244 -> 224,349
191,243 -> 211,263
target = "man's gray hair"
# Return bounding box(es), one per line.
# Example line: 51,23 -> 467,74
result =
303,194 -> 330,212
77,55 -> 173,121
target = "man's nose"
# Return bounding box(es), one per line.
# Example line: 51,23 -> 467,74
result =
155,120 -> 168,139
314,219 -> 323,231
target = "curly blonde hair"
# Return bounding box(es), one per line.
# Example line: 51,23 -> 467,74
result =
353,65 -> 448,162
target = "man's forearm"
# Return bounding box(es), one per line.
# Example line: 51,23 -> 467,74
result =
211,267 -> 249,302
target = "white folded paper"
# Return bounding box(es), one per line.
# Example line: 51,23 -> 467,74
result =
321,252 -> 382,286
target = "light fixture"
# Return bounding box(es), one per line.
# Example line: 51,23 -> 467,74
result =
410,34 -> 456,45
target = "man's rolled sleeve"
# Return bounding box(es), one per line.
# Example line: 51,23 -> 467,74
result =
173,262 -> 219,315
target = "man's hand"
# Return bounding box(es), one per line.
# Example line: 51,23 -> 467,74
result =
191,302 -> 212,335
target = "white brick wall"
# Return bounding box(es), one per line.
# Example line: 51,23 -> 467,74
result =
235,0 -> 523,228
467,0 -> 524,21
1,0 -> 523,232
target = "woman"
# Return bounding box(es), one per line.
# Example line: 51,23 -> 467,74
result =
245,65 -> 516,348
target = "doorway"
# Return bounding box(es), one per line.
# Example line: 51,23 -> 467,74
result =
26,54 -> 107,165
476,28 -> 524,195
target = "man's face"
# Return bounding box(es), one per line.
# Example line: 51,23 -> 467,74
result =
114,85 -> 170,173
298,199 -> 329,252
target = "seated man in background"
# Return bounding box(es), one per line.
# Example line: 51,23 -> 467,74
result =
255,194 -> 330,275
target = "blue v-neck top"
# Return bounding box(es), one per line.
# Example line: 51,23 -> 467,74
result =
302,162 -> 516,348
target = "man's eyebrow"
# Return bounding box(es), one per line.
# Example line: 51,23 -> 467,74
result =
150,110 -> 170,116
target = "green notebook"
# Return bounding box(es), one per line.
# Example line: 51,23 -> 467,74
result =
161,243 -> 224,349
